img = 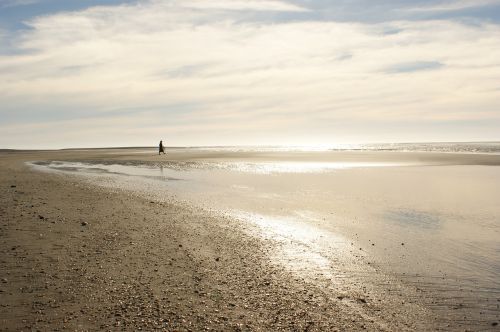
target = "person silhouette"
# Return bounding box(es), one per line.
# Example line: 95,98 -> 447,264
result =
159,140 -> 165,155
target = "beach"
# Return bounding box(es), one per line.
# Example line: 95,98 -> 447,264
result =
1,148 -> 500,331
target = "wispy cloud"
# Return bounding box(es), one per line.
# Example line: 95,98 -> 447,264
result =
385,61 -> 444,73
170,0 -> 309,12
0,0 -> 39,8
403,0 -> 500,12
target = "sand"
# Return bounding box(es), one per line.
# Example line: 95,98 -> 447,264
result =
1,149 -> 498,331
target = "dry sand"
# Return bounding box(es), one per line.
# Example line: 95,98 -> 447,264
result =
2,149 -> 498,331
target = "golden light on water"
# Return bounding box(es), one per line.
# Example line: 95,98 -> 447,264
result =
230,161 -> 404,174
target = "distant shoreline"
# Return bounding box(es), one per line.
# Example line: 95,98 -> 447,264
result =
2,141 -> 500,153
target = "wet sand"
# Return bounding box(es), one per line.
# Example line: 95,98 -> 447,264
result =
1,149 -> 500,331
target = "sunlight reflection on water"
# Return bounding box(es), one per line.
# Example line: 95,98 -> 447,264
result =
228,161 -> 404,174
33,160 -> 405,177
230,211 -> 351,281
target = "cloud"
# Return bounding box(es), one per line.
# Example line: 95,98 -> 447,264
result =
1,1 -> 500,147
403,0 -> 500,12
286,0 -> 500,23
169,0 -> 309,12
0,0 -> 39,8
385,61 -> 444,73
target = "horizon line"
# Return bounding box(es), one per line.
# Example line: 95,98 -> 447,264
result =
2,140 -> 500,152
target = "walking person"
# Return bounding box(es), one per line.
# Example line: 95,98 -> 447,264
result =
159,140 -> 166,155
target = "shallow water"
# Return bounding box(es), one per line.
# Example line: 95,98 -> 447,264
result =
30,151 -> 500,327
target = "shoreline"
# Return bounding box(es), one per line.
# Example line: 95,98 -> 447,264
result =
1,150 -> 497,330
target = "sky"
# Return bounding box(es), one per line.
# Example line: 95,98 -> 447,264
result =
1,0 -> 500,148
